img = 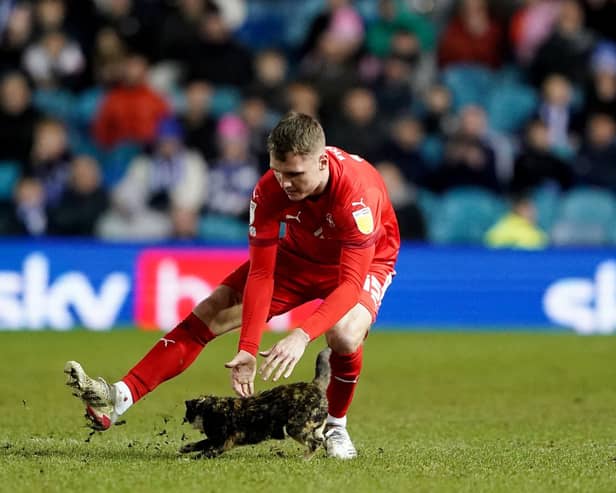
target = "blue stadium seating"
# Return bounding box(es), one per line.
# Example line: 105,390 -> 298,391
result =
532,186 -> 561,232
487,83 -> 538,133
442,64 -> 495,111
0,161 -> 20,200
430,187 -> 506,244
551,187 -> 616,245
199,214 -> 247,242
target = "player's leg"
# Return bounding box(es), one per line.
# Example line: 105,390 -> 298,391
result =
323,303 -> 371,459
65,263 -> 250,430
323,268 -> 394,458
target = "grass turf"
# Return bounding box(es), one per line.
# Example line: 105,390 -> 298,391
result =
0,330 -> 615,493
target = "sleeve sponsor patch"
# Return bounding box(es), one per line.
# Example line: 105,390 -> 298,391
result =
352,206 -> 374,234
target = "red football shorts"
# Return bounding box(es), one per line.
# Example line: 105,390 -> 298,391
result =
221,248 -> 395,323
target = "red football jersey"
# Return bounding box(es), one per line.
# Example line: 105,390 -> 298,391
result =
248,146 -> 400,266
237,146 -> 400,354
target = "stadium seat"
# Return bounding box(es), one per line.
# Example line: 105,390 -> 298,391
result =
430,187 -> 506,244
550,187 -> 616,245
532,186 -> 561,232
442,64 -> 495,111
416,188 -> 441,225
32,89 -> 75,122
72,87 -> 105,126
210,87 -> 242,117
0,161 -> 20,200
487,83 -> 538,133
199,214 -> 247,242
102,143 -> 142,186
420,135 -> 444,168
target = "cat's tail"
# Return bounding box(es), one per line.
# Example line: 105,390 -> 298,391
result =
313,347 -> 332,391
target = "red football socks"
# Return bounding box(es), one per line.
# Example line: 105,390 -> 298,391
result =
327,345 -> 363,418
122,313 -> 215,403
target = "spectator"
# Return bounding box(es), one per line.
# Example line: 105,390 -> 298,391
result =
376,161 -> 427,241
371,48 -> 416,120
26,118 -> 72,206
511,119 -> 573,192
0,2 -> 34,73
582,42 -> 616,121
158,0 -> 206,62
248,49 -> 289,114
299,0 -> 364,61
284,81 -> 321,118
366,0 -> 435,57
93,52 -> 169,149
0,177 -> 48,236
299,28 -> 361,123
375,114 -> 429,186
91,26 -> 126,86
98,117 -> 208,240
536,74 -> 579,155
96,0 -> 156,58
484,191 -> 548,249
179,80 -> 217,161
186,9 -> 253,87
22,29 -> 86,90
574,113 -> 616,191
582,0 -> 616,45
48,155 -> 109,235
437,0 -> 505,69
0,71 -> 41,166
429,106 -> 500,193
240,94 -> 274,172
509,0 -> 561,66
419,83 -> 455,139
327,87 -> 385,161
204,114 -> 259,222
529,0 -> 595,86
33,0 -> 66,34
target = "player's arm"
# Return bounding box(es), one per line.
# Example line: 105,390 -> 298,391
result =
301,244 -> 375,339
238,241 -> 278,356
259,244 -> 375,382
226,178 -> 282,397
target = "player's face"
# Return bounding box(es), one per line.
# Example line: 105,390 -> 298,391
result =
270,151 -> 328,201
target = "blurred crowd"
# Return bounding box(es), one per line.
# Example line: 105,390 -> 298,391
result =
1,0 -> 616,246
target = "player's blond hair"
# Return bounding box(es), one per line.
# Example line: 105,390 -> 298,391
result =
267,112 -> 326,161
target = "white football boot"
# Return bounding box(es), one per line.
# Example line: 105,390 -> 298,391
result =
324,425 -> 358,459
64,361 -> 117,431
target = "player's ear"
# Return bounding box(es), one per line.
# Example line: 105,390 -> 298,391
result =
318,154 -> 328,170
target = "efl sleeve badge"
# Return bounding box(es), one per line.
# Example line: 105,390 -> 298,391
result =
352,206 -> 374,234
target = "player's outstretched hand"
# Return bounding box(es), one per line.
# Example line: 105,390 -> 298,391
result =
225,350 -> 257,397
259,329 -> 310,382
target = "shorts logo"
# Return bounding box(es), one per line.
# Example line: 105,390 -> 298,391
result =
352,206 -> 374,234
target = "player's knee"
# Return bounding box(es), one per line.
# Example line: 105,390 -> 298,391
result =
193,287 -> 241,333
325,329 -> 362,354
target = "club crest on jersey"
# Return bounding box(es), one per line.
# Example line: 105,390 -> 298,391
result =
352,206 -> 374,234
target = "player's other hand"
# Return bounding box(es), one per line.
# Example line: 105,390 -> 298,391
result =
259,329 -> 310,382
225,350 -> 257,397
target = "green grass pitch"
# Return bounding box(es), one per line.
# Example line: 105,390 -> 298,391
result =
1,330 -> 616,493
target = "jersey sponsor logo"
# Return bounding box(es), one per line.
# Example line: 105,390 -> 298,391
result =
352,206 -> 374,234
285,211 -> 302,223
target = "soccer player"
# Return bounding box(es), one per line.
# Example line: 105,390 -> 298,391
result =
65,112 -> 400,459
